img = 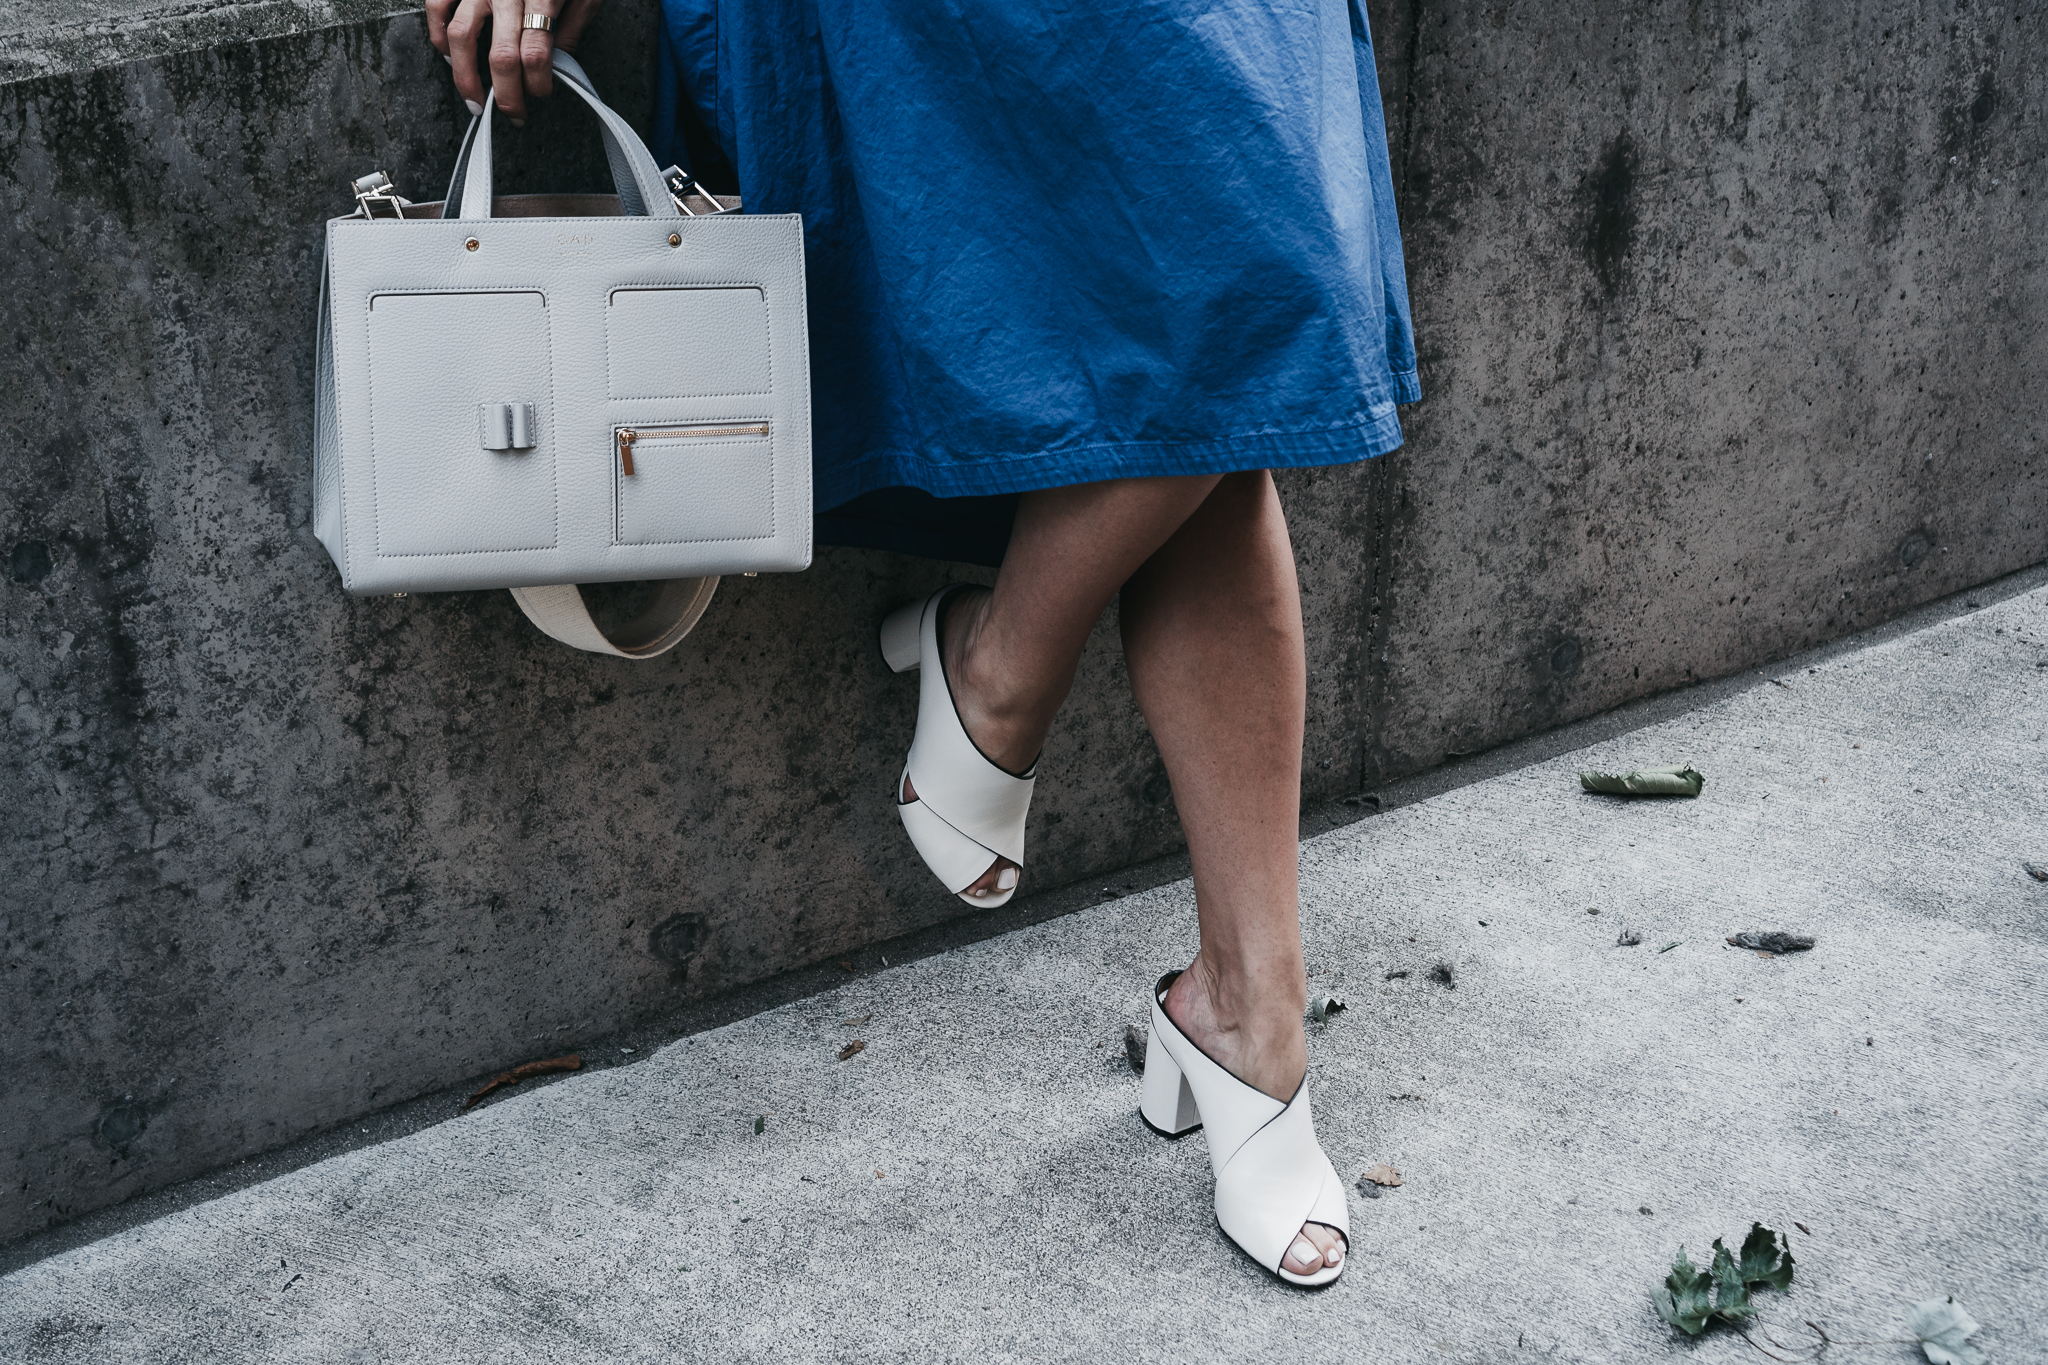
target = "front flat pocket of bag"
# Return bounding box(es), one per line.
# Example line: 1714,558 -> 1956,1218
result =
613,423 -> 775,546
366,291 -> 556,556
606,288 -> 771,399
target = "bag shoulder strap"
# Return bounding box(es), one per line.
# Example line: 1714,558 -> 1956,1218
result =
510,579 -> 720,659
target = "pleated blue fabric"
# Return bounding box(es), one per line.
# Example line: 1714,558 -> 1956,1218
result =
654,0 -> 1419,561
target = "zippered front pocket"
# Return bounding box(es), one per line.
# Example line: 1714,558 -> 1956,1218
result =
612,421 -> 775,546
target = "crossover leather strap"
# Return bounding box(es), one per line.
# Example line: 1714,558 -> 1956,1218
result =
509,579 -> 720,659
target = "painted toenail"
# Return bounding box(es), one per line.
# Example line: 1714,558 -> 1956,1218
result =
1290,1241 -> 1319,1266
1327,1243 -> 1344,1262
971,888 -> 989,898
996,867 -> 1018,891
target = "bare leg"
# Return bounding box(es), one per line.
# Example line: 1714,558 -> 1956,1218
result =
900,475 -> 1222,896
1119,470 -> 1342,1273
915,469 -> 1340,1271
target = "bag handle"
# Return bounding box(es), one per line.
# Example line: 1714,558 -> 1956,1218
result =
445,51 -> 681,221
440,54 -> 712,659
510,579 -> 720,659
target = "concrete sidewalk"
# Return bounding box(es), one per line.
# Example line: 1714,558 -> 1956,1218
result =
5,586 -> 2045,1363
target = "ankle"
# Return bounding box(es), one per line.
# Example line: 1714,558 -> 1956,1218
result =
1171,956 -> 1307,1055
944,590 -> 1062,769
1185,950 -> 1307,1026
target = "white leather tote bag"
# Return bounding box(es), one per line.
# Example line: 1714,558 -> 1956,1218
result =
313,52 -> 811,657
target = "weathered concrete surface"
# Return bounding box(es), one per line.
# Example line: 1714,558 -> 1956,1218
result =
1,0 -> 2042,1244
1366,0 -> 2047,775
3,585 -> 2043,1363
0,1 -> 420,83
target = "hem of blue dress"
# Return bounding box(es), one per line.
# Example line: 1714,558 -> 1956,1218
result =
819,373 -> 1421,506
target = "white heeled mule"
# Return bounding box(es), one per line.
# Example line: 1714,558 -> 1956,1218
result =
880,586 -> 1036,908
1142,971 -> 1351,1287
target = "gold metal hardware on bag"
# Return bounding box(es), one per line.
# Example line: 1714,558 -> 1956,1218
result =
465,237 -> 481,252
668,233 -> 682,247
616,423 -> 771,477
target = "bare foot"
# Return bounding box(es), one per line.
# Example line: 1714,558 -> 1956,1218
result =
899,587 -> 1040,900
1164,960 -> 1346,1274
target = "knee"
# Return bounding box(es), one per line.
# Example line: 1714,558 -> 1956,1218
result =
1208,469 -> 1278,523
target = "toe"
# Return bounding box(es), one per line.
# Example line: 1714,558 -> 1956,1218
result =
962,857 -> 1019,900
1284,1233 -> 1325,1274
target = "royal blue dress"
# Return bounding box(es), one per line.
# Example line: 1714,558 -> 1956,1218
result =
654,0 -> 1419,564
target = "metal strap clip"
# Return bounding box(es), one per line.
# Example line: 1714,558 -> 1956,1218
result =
350,170 -> 412,220
660,165 -> 733,217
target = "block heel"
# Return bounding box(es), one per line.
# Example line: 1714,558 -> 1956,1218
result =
1139,1038 -> 1203,1138
879,598 -> 923,674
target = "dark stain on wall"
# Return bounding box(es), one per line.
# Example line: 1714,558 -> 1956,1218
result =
8,539 -> 51,584
1585,132 -> 1636,297
1969,77 -> 1994,126
647,914 -> 709,982
94,1101 -> 147,1154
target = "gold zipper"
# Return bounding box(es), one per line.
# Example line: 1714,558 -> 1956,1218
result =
616,423 -> 771,477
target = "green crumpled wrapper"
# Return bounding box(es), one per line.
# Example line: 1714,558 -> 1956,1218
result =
1579,765 -> 1705,797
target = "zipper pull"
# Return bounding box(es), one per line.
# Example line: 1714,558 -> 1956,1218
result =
617,428 -> 637,476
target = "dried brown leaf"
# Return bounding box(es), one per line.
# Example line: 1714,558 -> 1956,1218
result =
1361,1163 -> 1403,1187
837,1039 -> 866,1061
461,1054 -> 581,1110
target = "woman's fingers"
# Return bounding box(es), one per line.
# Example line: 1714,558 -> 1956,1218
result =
486,0 -> 529,122
518,0 -> 561,103
439,0 -> 595,121
553,0 -> 602,53
444,0 -> 492,113
424,0 -> 460,58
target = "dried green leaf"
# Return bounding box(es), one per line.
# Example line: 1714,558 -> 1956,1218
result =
1654,1247 -> 1715,1335
1709,1240 -> 1756,1324
1906,1298 -> 1987,1365
1655,1225 -> 1795,1339
1580,765 -> 1706,797
1737,1221 -> 1795,1291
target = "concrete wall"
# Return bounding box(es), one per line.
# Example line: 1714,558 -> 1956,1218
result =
2,0 -> 2039,1244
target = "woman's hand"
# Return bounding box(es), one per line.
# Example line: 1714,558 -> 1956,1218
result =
426,0 -> 604,124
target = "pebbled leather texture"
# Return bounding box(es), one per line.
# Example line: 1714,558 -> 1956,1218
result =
312,52 -> 810,598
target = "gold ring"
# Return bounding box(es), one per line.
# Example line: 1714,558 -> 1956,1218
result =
521,12 -> 554,30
